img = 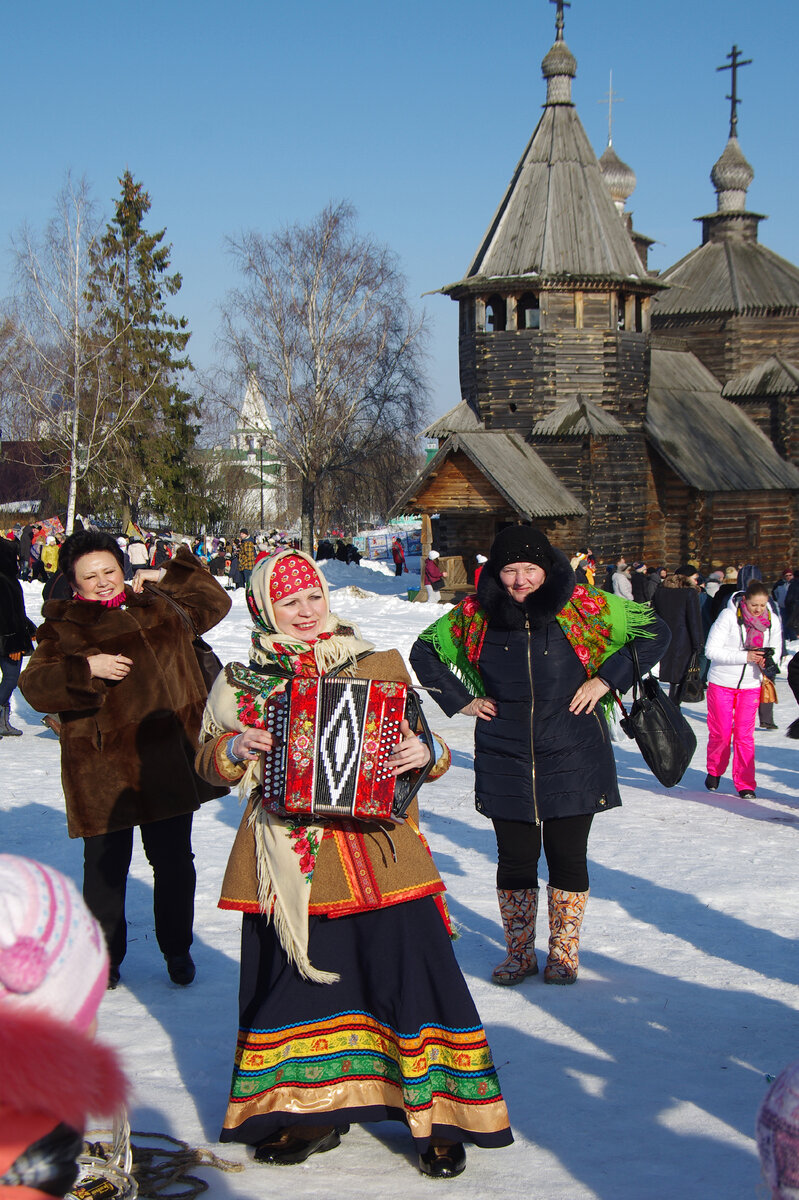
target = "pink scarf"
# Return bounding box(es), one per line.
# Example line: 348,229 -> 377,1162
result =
739,599 -> 771,649
75,591 -> 126,609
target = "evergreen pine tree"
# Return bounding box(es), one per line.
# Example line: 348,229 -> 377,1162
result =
87,171 -> 200,524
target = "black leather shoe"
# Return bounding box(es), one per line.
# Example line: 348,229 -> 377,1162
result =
737,789 -> 756,799
107,965 -> 121,990
254,1126 -> 344,1165
418,1142 -> 466,1179
166,953 -> 196,986
704,774 -> 720,791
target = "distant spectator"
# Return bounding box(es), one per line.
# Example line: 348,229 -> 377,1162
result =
611,562 -> 633,601
631,561 -> 658,603
423,550 -> 447,603
40,535 -> 60,576
710,566 -> 741,624
653,568 -> 704,707
772,568 -> 795,648
0,540 -> 36,736
237,528 -> 256,584
151,530 -> 172,569
209,540 -> 228,578
474,553 -> 487,588
737,563 -> 762,591
392,536 -> 407,576
604,556 -> 627,593
571,549 -> 594,587
29,528 -> 46,583
18,524 -> 34,581
127,538 -> 149,572
704,568 -> 724,600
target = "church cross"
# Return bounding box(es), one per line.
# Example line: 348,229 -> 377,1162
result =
599,69 -> 624,146
549,0 -> 570,41
717,43 -> 752,138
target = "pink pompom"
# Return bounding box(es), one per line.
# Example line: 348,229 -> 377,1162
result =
0,936 -> 49,992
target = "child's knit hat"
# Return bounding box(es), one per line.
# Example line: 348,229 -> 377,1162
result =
0,855 -> 109,1032
757,1061 -> 799,1199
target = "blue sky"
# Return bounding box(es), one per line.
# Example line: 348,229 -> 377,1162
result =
2,0 -> 798,419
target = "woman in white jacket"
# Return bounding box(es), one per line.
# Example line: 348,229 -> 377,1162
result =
704,580 -> 781,799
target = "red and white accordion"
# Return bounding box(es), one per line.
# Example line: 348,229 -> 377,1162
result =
260,676 -> 431,822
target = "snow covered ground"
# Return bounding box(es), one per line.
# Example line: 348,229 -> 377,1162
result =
5,563 -> 798,1200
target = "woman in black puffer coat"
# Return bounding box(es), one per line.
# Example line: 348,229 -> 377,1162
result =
411,526 -> 669,987
652,569 -> 704,707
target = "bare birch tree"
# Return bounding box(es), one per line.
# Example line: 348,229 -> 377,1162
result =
220,203 -> 428,549
7,175 -> 154,532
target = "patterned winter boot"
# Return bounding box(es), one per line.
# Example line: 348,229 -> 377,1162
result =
544,886 -> 589,985
492,888 -> 539,985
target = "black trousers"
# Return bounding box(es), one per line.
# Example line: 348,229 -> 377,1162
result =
492,813 -> 594,893
83,812 -> 196,967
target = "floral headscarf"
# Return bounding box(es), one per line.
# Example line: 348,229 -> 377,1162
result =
245,548 -> 372,675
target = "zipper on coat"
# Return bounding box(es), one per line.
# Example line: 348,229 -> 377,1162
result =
594,710 -> 607,743
525,617 -> 540,826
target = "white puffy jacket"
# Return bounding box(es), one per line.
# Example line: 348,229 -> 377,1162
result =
705,595 -> 782,690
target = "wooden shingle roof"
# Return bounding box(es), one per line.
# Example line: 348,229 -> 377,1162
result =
443,102 -> 655,292
654,238 -> 799,317
721,355 -> 799,398
531,394 -> 626,437
389,431 -> 585,519
422,399 -> 484,439
645,348 -> 799,492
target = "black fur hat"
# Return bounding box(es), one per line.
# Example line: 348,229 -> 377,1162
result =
488,525 -> 554,575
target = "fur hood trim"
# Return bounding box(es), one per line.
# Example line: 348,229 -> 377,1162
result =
476,547 -> 576,630
0,1006 -> 128,1126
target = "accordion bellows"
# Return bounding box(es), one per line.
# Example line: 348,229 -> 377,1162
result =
261,676 -> 431,822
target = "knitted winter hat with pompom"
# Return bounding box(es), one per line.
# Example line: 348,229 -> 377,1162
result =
757,1060 -> 799,1199
0,855 -> 108,1032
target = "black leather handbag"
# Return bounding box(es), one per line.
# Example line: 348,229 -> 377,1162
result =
146,583 -> 223,692
617,645 -> 697,787
675,650 -> 705,704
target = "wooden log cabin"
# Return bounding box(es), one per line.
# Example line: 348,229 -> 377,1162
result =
391,8 -> 799,581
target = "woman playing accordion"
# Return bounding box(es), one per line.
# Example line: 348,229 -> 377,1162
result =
195,549 -> 512,1179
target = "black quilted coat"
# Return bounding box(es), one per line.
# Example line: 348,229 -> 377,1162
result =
410,550 -> 670,824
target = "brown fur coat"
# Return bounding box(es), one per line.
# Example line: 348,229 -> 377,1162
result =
19,547 -> 231,838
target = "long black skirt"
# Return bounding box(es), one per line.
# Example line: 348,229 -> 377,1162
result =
220,896 -> 513,1153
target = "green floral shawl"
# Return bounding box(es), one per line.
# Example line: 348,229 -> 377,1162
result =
417,584 -> 656,697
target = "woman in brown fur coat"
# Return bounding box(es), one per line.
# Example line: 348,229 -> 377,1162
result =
19,530 -> 230,989
195,549 -> 512,1179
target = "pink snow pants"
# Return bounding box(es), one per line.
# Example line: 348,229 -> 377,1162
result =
706,683 -> 760,792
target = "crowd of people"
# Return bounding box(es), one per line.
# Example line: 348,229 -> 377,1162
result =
1,523 -> 798,1197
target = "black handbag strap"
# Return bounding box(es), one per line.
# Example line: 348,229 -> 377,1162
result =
613,642 -> 646,715
144,581 -> 200,639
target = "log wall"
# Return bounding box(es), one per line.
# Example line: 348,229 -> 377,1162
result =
647,448 -> 797,574
651,313 -> 799,387
413,453 -> 518,517
459,328 -> 650,428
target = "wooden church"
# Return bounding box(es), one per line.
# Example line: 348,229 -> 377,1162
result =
391,4 -> 799,578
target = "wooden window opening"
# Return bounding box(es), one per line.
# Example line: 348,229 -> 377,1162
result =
485,295 -> 507,333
